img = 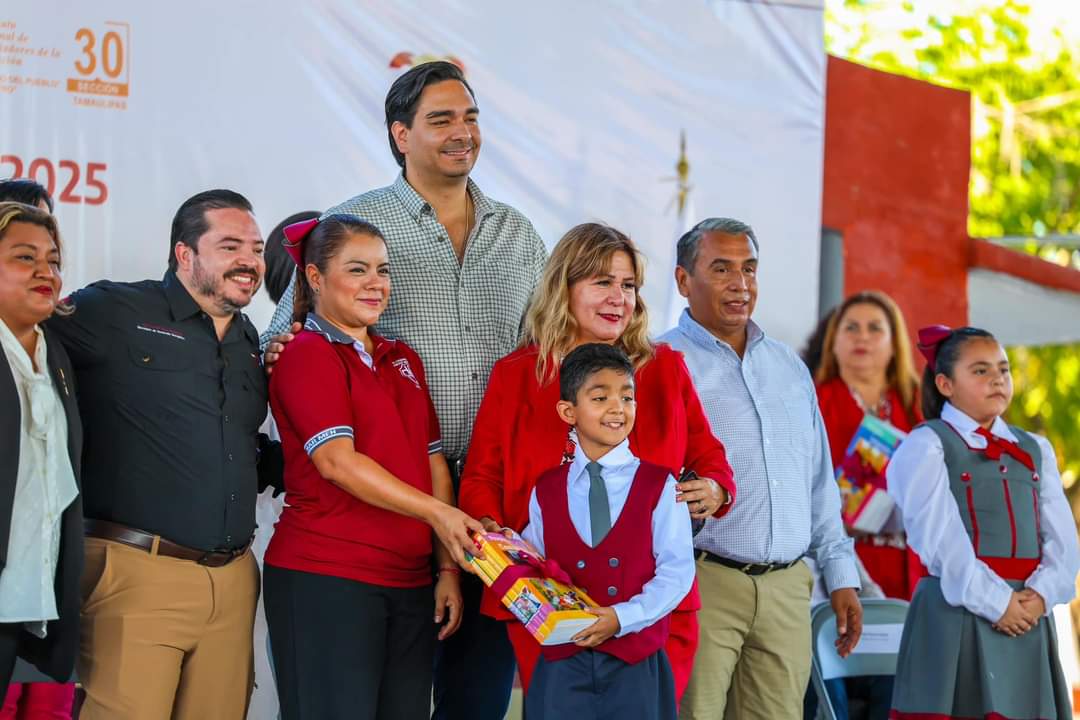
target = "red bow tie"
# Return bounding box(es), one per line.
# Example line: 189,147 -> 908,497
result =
975,426 -> 1034,472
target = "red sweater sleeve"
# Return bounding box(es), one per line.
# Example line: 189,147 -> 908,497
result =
670,348 -> 737,517
459,358 -> 511,525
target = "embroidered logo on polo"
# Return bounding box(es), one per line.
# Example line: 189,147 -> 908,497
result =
136,323 -> 186,341
392,358 -> 421,389
304,425 -> 354,455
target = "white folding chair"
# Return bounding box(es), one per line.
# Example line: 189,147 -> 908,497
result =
809,598 -> 909,720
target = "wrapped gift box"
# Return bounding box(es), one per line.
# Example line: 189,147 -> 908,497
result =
467,532 -> 600,646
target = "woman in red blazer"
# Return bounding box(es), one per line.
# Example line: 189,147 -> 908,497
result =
459,223 -> 735,703
813,290 -> 924,600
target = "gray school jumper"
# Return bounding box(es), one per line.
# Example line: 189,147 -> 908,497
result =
890,419 -> 1070,720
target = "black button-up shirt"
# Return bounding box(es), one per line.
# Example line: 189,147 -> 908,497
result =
46,270 -> 268,551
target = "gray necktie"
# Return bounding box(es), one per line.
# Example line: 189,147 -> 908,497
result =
586,461 -> 611,547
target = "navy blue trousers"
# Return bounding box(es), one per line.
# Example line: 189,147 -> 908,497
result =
525,649 -> 676,720
431,572 -> 516,720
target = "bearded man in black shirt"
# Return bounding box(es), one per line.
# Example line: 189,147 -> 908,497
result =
47,189 -> 269,720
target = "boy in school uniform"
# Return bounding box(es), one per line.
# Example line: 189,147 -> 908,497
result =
520,343 -> 695,720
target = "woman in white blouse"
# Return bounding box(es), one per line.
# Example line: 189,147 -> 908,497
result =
0,201 -> 83,698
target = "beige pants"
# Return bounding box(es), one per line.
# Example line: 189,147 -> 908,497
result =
680,558 -> 813,720
77,537 -> 259,720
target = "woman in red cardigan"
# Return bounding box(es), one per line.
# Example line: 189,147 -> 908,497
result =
813,290 -> 923,600
459,223 -> 735,703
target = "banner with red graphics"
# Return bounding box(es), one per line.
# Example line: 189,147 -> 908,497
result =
1,0 -> 825,345
3,3 -> 824,715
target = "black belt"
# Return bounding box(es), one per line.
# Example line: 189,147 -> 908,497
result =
85,519 -> 252,568
696,550 -> 801,576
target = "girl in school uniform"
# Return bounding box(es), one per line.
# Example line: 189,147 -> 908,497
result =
886,325 -> 1080,720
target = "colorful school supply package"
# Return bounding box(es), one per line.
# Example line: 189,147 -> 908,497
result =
467,532 -> 600,645
836,415 -> 908,533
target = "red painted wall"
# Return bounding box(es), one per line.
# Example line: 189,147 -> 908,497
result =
822,56 -> 972,338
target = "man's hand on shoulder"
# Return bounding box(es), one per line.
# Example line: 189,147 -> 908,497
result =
263,321 -> 302,375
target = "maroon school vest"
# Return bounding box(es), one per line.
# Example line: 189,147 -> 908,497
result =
536,460 -> 671,665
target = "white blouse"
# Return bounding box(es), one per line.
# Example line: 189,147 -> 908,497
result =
0,320 -> 78,636
886,402 -> 1080,623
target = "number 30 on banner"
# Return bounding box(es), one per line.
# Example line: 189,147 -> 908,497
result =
0,155 -> 108,206
68,22 -> 131,97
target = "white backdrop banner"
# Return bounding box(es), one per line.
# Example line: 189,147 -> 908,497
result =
2,0 -> 825,345
3,3 -> 824,717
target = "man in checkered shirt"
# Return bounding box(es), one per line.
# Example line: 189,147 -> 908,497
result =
262,61 -> 546,720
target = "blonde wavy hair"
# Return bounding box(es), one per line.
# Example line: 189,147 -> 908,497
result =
814,290 -> 919,418
522,223 -> 653,383
0,201 -> 72,316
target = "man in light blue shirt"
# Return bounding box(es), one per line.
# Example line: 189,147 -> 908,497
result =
659,218 -> 861,720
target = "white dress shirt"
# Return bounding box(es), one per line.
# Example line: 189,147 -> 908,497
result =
521,439 -> 695,637
0,321 -> 78,635
886,402 -> 1080,623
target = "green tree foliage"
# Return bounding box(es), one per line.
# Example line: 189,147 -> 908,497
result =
826,1 -> 1080,504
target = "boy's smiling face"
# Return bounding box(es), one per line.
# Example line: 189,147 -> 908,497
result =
556,367 -> 637,460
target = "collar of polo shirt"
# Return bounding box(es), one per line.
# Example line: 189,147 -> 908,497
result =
303,312 -> 398,369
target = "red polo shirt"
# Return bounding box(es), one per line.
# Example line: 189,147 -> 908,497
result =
266,314 -> 441,588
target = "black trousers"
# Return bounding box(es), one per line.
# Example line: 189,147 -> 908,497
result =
0,623 -> 21,701
432,457 -> 517,720
263,564 -> 435,720
431,573 -> 517,720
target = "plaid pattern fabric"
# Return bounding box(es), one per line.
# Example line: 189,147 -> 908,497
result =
262,174 -> 547,458
659,310 -> 860,592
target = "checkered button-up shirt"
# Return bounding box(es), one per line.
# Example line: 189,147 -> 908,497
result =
263,174 -> 547,458
659,310 -> 859,592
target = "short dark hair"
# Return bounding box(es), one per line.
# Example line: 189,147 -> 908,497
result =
921,327 -> 997,420
168,189 -> 254,271
265,210 -> 320,304
559,343 -> 635,402
292,214 -> 386,324
676,217 -> 758,273
384,61 -> 476,169
0,178 -> 54,212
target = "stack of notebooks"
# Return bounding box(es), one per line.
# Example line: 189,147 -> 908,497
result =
836,415 -> 908,534
468,532 -> 599,646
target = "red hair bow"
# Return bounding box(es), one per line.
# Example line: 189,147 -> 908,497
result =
282,218 -> 320,267
917,325 -> 953,371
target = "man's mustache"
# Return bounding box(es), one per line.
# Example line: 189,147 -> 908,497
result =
224,267 -> 259,280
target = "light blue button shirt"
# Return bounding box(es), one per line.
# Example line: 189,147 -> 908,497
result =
659,310 -> 859,592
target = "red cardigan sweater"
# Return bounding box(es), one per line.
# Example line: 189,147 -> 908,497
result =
460,343 -> 735,619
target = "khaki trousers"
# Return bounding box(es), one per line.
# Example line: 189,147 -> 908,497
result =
680,558 -> 813,720
77,537 -> 259,720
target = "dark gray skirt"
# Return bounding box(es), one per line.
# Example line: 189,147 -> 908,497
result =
891,577 -> 1070,720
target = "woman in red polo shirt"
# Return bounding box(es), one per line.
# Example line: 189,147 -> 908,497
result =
264,215 -> 483,720
459,222 -> 735,704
